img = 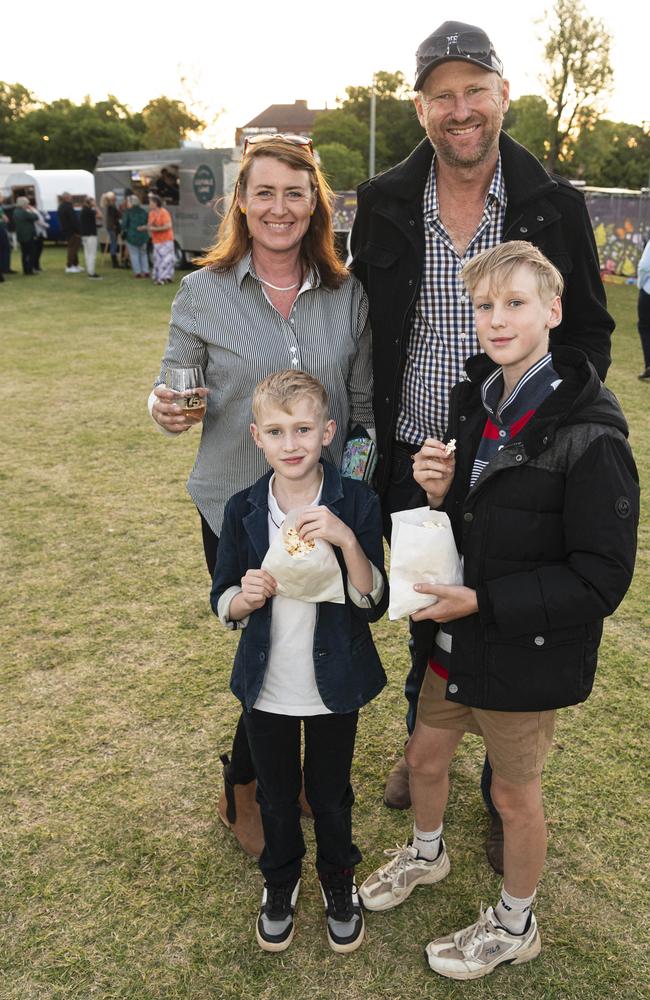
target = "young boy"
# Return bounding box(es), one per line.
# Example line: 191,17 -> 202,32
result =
211,370 -> 388,954
358,241 -> 639,980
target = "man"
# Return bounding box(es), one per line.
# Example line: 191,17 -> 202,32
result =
58,192 -> 83,273
350,20 -> 613,871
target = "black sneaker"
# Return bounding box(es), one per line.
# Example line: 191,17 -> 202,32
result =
320,871 -> 365,953
638,367 -> 650,381
256,878 -> 300,952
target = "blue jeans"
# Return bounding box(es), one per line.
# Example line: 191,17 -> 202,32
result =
127,242 -> 149,275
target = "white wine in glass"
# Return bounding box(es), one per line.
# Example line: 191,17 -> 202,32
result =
165,366 -> 207,422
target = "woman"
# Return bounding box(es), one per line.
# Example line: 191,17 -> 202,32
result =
149,135 -> 374,857
13,196 -> 38,275
121,195 -> 150,278
102,191 -> 121,268
79,196 -> 103,279
146,193 -> 174,284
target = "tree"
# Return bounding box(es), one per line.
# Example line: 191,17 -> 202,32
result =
540,0 -> 613,171
503,95 -> 551,163
311,111 -> 368,160
141,97 -> 205,149
317,142 -> 366,190
0,81 -> 37,131
570,120 -> 650,188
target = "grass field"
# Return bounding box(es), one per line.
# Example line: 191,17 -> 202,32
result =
1,248 -> 648,1000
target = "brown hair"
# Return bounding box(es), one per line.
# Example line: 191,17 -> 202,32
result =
194,138 -> 348,289
252,369 -> 329,422
461,241 -> 564,300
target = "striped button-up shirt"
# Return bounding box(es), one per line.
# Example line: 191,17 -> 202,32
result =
155,252 -> 374,534
396,156 -> 507,444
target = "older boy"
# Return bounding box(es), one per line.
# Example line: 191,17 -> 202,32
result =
211,370 -> 388,954
359,242 -> 638,980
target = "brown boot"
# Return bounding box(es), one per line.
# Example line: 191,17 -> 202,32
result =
485,812 -> 504,874
217,754 -> 264,859
383,754 -> 411,810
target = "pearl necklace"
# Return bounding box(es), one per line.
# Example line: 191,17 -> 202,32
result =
258,276 -> 299,292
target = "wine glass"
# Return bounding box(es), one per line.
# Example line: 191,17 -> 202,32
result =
165,366 -> 207,422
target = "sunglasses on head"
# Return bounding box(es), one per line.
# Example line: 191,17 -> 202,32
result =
420,30 -> 503,75
242,133 -> 314,156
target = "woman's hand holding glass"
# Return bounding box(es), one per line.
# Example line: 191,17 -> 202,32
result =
152,367 -> 209,433
412,438 -> 455,508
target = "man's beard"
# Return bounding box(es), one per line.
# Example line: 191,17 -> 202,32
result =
429,118 -> 501,168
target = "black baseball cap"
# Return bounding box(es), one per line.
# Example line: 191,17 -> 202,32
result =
415,21 -> 503,90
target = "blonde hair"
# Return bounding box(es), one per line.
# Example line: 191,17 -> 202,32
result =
252,370 -> 329,422
461,241 -> 564,300
194,138 -> 348,289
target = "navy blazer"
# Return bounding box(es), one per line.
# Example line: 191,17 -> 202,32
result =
211,461 -> 389,714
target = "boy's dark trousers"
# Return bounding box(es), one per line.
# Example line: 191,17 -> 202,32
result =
242,708 -> 361,885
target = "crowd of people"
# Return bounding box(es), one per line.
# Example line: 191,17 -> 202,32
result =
0,186 -> 175,285
148,20 -> 640,981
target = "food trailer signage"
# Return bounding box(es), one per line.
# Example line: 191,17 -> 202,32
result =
193,164 -> 217,205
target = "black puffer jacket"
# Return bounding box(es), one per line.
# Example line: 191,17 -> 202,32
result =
440,347 -> 639,712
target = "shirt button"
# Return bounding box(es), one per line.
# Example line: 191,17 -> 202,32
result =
394,338 -> 399,345
408,279 -> 414,286
409,219 -> 415,226
534,636 -> 545,646
459,332 -> 467,340
520,226 -> 528,234
537,215 -> 544,222
385,396 -> 390,404
448,683 -> 459,694
515,454 -> 523,463
459,415 -> 466,422
498,445 -> 504,451
499,430 -> 507,438
460,295 -> 467,303
258,651 -> 266,662
463,512 -> 473,522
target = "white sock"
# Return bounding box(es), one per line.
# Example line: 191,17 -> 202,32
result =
412,823 -> 442,861
494,886 -> 536,935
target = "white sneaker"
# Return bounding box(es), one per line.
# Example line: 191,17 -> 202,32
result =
425,905 -> 541,980
358,842 -> 450,912
65,266 -> 78,273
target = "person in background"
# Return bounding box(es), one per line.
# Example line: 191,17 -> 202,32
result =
637,239 -> 650,381
31,201 -> 48,274
13,196 -> 38,275
0,203 -> 14,277
102,191 -> 121,269
146,193 -> 175,285
80,196 -> 103,280
58,192 -> 83,273
149,134 -> 374,860
350,19 -> 614,872
121,195 -> 150,278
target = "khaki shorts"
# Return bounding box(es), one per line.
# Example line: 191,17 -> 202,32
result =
418,668 -> 556,785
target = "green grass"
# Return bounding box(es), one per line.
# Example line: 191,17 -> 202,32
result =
1,249 -> 648,999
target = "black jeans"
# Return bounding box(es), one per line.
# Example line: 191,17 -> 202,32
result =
200,511 -> 256,785
243,708 -> 361,885
19,238 -> 35,274
638,288 -> 650,368
382,444 -> 497,817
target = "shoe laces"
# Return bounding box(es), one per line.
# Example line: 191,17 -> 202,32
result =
321,874 -> 354,920
264,881 -> 295,919
379,843 -> 417,884
455,904 -> 495,959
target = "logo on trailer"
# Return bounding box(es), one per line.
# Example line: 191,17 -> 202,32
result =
193,165 -> 216,205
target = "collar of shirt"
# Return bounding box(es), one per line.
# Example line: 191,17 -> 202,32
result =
481,353 -> 562,429
423,153 -> 506,227
235,249 -> 320,293
267,472 -> 323,532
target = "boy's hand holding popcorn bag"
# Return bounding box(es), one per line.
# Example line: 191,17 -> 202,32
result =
261,507 -> 345,604
388,438 -> 462,620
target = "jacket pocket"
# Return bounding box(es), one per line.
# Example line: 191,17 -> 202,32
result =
355,241 -> 400,269
484,625 -> 586,710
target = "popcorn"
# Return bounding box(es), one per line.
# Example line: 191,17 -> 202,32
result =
444,438 -> 456,457
284,527 -> 315,558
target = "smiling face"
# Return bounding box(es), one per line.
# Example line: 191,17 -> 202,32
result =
251,396 -> 335,488
414,61 -> 509,169
238,156 -> 317,256
472,264 -> 562,390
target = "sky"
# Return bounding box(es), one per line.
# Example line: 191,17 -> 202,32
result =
4,1 -> 649,149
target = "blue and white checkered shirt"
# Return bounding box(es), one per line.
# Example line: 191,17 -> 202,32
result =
396,155 -> 507,444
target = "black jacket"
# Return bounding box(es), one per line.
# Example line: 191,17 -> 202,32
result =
439,346 -> 639,712
58,200 -> 79,238
351,132 -> 614,494
79,205 -> 97,237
